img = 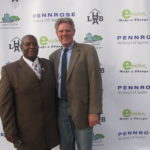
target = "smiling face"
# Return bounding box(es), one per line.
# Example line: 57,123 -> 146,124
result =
56,23 -> 75,48
20,35 -> 39,61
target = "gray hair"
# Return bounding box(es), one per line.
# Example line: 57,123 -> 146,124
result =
55,17 -> 75,31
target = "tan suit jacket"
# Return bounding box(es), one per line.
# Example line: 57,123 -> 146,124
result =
0,57 -> 59,150
49,42 -> 103,129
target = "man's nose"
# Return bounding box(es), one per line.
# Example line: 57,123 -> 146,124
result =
62,31 -> 67,35
30,44 -> 36,48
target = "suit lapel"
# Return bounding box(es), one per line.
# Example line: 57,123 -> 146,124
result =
55,44 -> 80,81
38,58 -> 46,80
55,50 -> 61,81
67,44 -> 80,81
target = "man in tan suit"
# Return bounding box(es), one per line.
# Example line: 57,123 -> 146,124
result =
0,35 -> 59,150
49,18 -> 103,150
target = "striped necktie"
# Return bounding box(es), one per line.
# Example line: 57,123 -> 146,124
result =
61,48 -> 68,100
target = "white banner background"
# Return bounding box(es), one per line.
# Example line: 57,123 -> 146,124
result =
1,0 -> 150,150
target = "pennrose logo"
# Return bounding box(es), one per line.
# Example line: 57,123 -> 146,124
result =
32,12 -> 76,23
117,34 -> 150,45
118,84 -> 150,95
118,130 -> 150,141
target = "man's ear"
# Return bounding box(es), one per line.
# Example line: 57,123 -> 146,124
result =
20,44 -> 23,52
73,29 -> 75,36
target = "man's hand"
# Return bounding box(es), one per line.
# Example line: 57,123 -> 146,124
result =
5,135 -> 17,143
88,114 -> 100,127
6,135 -> 22,146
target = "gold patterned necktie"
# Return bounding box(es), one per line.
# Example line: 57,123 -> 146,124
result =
32,62 -> 41,79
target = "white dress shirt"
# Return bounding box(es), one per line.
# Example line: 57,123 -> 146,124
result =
23,56 -> 41,79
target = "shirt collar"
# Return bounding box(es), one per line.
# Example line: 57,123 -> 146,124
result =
23,56 -> 39,66
62,41 -> 74,51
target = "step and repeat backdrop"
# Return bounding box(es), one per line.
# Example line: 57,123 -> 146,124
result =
1,0 -> 150,150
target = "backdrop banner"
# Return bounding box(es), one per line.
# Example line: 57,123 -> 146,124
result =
1,0 -> 150,150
